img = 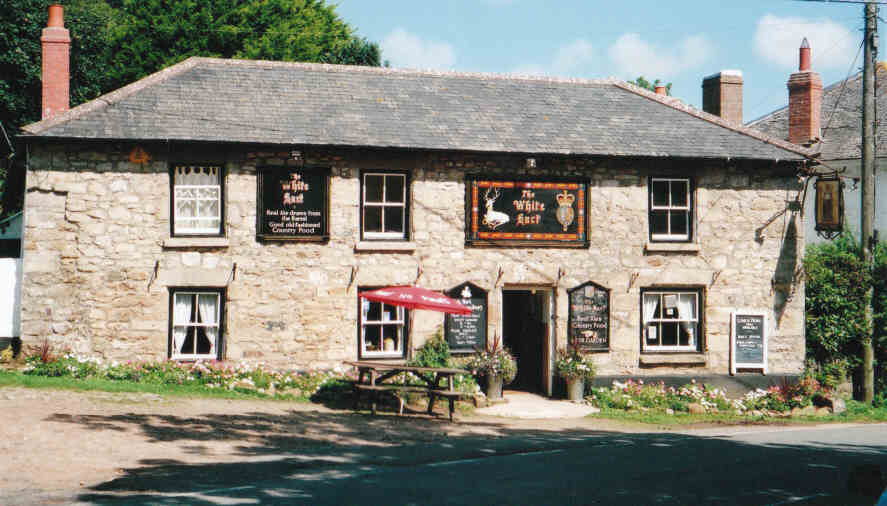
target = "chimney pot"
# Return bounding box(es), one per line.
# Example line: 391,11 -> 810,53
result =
788,38 -> 822,145
47,4 -> 64,28
41,4 -> 71,120
655,85 -> 667,96
701,70 -> 743,124
799,37 -> 811,71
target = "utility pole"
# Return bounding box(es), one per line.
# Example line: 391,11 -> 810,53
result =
861,2 -> 877,405
795,0 -> 880,404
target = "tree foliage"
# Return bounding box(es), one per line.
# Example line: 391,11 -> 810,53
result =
0,0 -> 113,133
629,76 -> 672,96
0,0 -> 114,216
106,0 -> 381,90
0,0 -> 381,217
804,234 -> 887,384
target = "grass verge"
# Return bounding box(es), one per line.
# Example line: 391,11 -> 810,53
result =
0,370 -> 308,401
590,401 -> 887,426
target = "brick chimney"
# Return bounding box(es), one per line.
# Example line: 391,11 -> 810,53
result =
787,38 -> 822,146
702,70 -> 743,124
41,4 -> 71,120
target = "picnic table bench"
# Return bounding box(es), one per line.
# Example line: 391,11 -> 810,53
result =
344,361 -> 471,421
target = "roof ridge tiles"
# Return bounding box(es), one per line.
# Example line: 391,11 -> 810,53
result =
184,56 -> 624,86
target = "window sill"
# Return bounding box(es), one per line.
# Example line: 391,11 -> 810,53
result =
359,355 -> 407,362
163,237 -> 230,249
644,242 -> 700,254
639,353 -> 706,366
354,241 -> 417,252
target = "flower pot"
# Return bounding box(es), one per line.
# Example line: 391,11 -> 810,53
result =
566,377 -> 585,402
485,374 -> 504,400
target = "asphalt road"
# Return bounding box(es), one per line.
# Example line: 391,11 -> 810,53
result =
59,423 -> 886,505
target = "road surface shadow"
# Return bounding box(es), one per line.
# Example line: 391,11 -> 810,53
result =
44,407 -> 887,505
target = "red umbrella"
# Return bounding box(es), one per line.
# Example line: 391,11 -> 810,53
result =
359,286 -> 472,315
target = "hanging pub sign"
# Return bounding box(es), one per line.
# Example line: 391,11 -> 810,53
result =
814,175 -> 844,239
444,282 -> 488,353
567,281 -> 610,351
730,310 -> 768,375
257,166 -> 330,241
465,177 -> 589,247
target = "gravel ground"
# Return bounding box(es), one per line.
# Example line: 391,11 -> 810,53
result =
0,386 -> 640,501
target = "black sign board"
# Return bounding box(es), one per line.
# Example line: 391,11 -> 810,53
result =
257,167 -> 330,241
567,281 -> 610,351
730,311 -> 768,374
445,282 -> 488,353
465,178 -> 589,247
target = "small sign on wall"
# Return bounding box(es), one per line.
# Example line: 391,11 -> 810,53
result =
256,166 -> 330,241
444,282 -> 488,353
567,281 -> 610,351
730,310 -> 768,375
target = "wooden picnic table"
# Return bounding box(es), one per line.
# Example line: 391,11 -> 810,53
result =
344,361 -> 471,421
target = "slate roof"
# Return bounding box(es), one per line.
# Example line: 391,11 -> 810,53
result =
22,57 -> 811,161
748,66 -> 887,161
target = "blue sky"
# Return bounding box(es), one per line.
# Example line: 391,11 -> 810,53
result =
336,0 -> 880,122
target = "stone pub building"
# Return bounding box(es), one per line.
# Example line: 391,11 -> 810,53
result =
19,6 -> 810,395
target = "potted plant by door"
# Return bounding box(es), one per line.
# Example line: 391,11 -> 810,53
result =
467,336 -> 517,400
556,345 -> 596,402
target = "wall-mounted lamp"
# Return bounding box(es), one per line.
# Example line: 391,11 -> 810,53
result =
814,174 -> 843,240
525,157 -> 536,169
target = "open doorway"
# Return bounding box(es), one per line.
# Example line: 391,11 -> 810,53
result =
502,288 -> 553,395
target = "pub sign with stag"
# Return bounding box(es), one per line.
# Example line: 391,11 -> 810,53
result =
465,177 -> 589,247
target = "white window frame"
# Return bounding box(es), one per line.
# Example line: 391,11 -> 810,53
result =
170,290 -> 222,360
361,172 -> 407,240
172,165 -> 223,236
649,177 -> 692,242
642,289 -> 700,352
360,298 -> 407,358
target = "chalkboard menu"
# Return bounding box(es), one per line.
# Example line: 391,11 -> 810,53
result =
445,282 -> 487,353
730,311 -> 768,374
567,281 -> 610,351
257,167 -> 330,241
465,178 -> 589,247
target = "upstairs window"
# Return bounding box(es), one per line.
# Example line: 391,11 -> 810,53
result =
170,289 -> 223,360
642,289 -> 701,352
172,165 -> 223,236
361,172 -> 408,240
649,177 -> 692,242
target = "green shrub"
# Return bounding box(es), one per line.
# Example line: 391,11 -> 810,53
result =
805,235 -> 887,397
804,234 -> 871,370
410,329 -> 451,369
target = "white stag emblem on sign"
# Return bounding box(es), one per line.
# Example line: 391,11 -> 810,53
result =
482,186 -> 510,230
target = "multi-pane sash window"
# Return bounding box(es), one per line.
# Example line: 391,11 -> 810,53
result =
173,165 -> 222,235
362,172 -> 407,239
360,297 -> 407,358
642,289 -> 700,351
171,290 -> 222,360
650,177 -> 692,241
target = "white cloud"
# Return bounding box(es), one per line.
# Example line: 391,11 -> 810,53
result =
381,28 -> 456,70
607,33 -> 713,79
510,39 -> 595,77
754,14 -> 856,70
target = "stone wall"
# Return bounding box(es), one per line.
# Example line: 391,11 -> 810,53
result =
22,141 -> 805,378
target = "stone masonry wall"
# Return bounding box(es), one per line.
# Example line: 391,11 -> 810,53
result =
22,141 -> 805,378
